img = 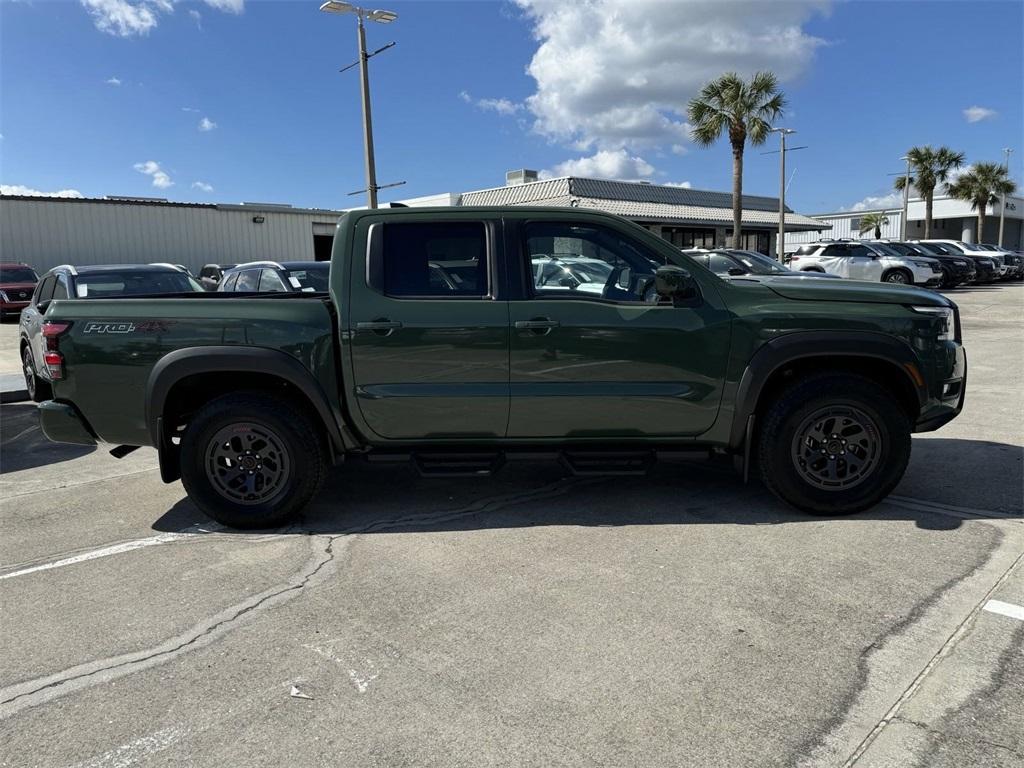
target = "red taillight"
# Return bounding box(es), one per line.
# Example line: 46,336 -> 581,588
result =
43,351 -> 64,380
791,256 -> 800,261
42,321 -> 72,351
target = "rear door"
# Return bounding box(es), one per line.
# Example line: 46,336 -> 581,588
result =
23,275 -> 56,371
506,218 -> 731,438
347,216 -> 509,440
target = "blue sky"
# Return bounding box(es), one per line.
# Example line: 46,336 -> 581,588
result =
1,0 -> 1021,214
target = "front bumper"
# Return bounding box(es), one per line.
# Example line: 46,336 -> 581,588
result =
38,400 -> 97,446
914,344 -> 967,433
911,264 -> 943,286
0,301 -> 30,315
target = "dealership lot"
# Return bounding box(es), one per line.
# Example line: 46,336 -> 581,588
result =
0,284 -> 1021,768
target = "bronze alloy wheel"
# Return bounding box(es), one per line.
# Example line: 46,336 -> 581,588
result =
205,422 -> 291,505
790,405 -> 882,491
22,347 -> 36,399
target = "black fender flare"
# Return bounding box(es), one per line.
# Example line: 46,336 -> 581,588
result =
146,346 -> 347,461
729,331 -> 926,449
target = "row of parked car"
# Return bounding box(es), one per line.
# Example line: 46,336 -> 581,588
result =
782,239 -> 1024,288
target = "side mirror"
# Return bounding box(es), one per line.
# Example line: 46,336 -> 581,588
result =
655,265 -> 699,304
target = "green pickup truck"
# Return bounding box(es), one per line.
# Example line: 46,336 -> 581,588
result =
35,207 -> 966,528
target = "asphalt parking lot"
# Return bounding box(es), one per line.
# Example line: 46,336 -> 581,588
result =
1,284 -> 1021,768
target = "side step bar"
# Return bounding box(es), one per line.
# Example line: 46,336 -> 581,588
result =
367,449 -> 663,478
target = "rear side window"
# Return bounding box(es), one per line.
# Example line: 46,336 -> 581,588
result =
234,270 -> 260,292
822,244 -> 848,257
52,277 -> 69,300
258,269 -> 288,292
795,245 -> 820,256
222,272 -> 240,291
36,276 -> 56,305
377,222 -> 488,298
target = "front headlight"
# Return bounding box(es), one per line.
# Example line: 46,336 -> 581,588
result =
954,260 -> 967,266
911,306 -> 954,341
980,259 -> 993,267
0,291 -> 8,302
912,260 -> 932,268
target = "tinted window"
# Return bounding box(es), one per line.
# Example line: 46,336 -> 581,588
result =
234,270 -> 260,292
524,222 -> 662,302
258,269 -> 288,292
822,244 -> 848,256
36,276 -> 56,305
848,245 -> 873,259
73,271 -> 202,298
222,272 -> 239,291
52,277 -> 69,300
381,222 -> 487,297
795,245 -> 820,256
285,264 -> 329,292
0,266 -> 38,283
707,254 -> 742,274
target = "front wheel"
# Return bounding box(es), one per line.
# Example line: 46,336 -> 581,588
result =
180,392 -> 329,529
757,374 -> 911,515
883,269 -> 912,285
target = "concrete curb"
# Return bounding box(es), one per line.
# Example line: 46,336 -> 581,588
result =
1,389 -> 30,404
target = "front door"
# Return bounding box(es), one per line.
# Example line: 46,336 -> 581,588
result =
507,219 -> 732,439
347,218 -> 509,440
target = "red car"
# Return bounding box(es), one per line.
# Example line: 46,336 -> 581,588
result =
0,262 -> 40,318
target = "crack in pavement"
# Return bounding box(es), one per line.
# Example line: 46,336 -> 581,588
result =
0,476 -> 601,720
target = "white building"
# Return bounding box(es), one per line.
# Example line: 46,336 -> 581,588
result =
787,193 -> 1024,249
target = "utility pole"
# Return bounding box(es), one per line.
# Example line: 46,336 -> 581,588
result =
355,14 -> 378,209
900,155 -> 910,241
320,1 -> 398,210
999,147 -> 1013,247
765,128 -> 800,259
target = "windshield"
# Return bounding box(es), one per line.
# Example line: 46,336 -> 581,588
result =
955,241 -> 986,252
916,242 -> 954,255
0,266 -> 39,283
869,243 -> 904,258
285,264 -> 329,291
885,243 -> 917,256
74,271 -> 204,298
729,251 -> 788,274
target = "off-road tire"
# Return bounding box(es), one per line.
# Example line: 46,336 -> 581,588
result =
180,392 -> 329,529
22,346 -> 52,403
757,374 -> 911,515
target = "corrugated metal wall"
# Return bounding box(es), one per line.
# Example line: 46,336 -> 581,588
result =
786,211 -> 903,245
0,198 -> 342,274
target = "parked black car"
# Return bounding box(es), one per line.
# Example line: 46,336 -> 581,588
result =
198,263 -> 238,291
911,242 -> 996,284
684,249 -> 842,279
881,242 -> 976,288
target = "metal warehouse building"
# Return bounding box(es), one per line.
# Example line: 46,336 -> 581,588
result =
1,175 -> 827,274
0,196 -> 347,275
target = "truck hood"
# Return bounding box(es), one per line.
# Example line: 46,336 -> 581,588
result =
731,275 -> 952,307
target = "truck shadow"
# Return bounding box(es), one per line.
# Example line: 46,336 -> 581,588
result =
0,402 -> 95,473
152,437 -> 1022,536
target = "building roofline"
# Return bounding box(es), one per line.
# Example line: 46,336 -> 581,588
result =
0,194 -> 344,217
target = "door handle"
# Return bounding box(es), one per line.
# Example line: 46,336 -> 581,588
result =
514,318 -> 559,334
356,319 -> 403,335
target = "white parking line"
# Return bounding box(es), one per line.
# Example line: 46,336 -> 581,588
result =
983,599 -> 1024,622
0,525 -> 221,581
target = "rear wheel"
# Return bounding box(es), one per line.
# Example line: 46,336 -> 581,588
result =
757,374 -> 911,515
22,346 -> 52,403
883,269 -> 912,285
180,392 -> 329,529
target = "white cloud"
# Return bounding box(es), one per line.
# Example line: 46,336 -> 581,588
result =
664,181 -> 692,188
459,91 -> 523,116
203,0 -> 244,13
106,76 -> 122,86
1,184 -> 84,198
515,0 -> 829,154
181,106 -> 200,113
198,116 -> 217,132
134,160 -> 173,189
81,0 -> 160,37
189,9 -> 202,27
192,181 -> 214,192
80,0 -> 242,37
841,191 -> 903,213
963,105 -> 997,124
541,149 -> 656,181
670,144 -> 689,156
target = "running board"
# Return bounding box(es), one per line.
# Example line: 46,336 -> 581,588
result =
560,449 -> 655,477
413,452 -> 505,478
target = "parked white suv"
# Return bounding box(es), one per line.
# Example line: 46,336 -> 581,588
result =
788,240 -> 942,285
918,240 -> 1009,278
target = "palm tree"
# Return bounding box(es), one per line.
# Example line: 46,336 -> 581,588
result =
858,211 -> 889,239
688,71 -> 786,248
945,162 -> 1017,243
893,146 -> 964,238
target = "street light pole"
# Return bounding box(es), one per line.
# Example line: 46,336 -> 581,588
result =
320,1 -> 398,210
998,147 -> 1013,247
769,127 -> 796,260
355,13 -> 378,209
900,155 -> 910,241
